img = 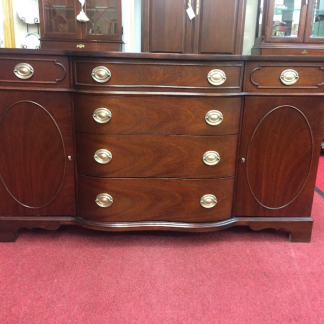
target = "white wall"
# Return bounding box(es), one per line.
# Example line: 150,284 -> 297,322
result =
121,0 -> 141,52
13,0 -> 39,48
8,0 -> 259,54
243,0 -> 259,55
0,0 -> 4,47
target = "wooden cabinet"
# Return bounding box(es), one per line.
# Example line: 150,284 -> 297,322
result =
141,0 -> 247,54
256,0 -> 324,55
234,96 -> 324,218
38,0 -> 122,51
0,91 -> 75,216
0,50 -> 324,243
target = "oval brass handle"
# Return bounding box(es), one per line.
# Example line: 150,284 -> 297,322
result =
205,110 -> 223,126
14,63 -> 34,80
93,108 -> 112,124
280,69 -> 299,85
200,194 -> 217,208
94,149 -> 112,164
92,66 -> 111,83
95,193 -> 113,208
207,69 -> 226,86
203,151 -> 220,166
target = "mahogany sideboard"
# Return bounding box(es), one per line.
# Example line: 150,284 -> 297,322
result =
0,49 -> 323,242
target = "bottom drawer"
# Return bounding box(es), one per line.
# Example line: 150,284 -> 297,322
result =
78,176 -> 234,222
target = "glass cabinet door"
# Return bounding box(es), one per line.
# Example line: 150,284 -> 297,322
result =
305,0 -> 324,42
42,0 -> 81,39
83,0 -> 122,40
266,0 -> 307,42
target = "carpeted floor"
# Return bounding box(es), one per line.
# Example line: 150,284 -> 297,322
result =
0,162 -> 324,323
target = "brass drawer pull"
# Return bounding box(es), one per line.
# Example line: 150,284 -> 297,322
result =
94,149 -> 112,164
93,108 -> 112,124
14,63 -> 34,80
207,69 -> 226,86
203,151 -> 220,165
200,194 -> 217,208
280,69 -> 299,85
205,110 -> 223,125
92,66 -> 111,83
95,193 -> 113,208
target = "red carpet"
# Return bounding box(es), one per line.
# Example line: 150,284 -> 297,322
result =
316,155 -> 324,192
0,192 -> 323,324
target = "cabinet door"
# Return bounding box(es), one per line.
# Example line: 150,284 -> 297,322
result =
192,0 -> 246,54
38,0 -> 82,40
141,0 -> 193,53
0,92 -> 75,216
234,97 -> 324,217
82,0 -> 122,41
264,0 -> 307,43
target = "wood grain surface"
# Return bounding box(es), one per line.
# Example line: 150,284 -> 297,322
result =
78,176 -> 234,222
0,56 -> 69,88
0,91 -> 75,216
76,134 -> 238,178
234,96 -> 324,217
74,60 -> 243,91
74,94 -> 241,135
245,62 -> 324,92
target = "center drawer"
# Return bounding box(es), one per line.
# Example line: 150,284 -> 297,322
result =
74,95 -> 241,136
76,134 -> 238,178
78,176 -> 234,222
73,59 -> 243,92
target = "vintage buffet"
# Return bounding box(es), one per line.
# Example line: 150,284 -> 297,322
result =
0,49 -> 323,242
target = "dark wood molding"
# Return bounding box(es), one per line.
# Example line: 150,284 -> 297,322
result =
0,216 -> 313,243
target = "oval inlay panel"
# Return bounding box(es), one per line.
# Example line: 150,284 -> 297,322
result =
246,106 -> 313,209
0,101 -> 66,209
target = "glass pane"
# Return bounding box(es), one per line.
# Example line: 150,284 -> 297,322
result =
310,0 -> 324,38
44,0 -> 76,33
271,0 -> 303,37
86,0 -> 118,36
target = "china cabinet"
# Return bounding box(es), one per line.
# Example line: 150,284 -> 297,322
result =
38,0 -> 122,51
255,0 -> 324,55
141,0 -> 247,54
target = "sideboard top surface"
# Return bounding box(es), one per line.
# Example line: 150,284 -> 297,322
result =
1,48 -> 324,63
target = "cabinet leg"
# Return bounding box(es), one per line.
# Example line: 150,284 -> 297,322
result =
247,217 -> 313,242
289,222 -> 313,243
0,227 -> 18,242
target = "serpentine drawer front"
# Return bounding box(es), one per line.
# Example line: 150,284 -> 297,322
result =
76,134 -> 238,178
74,95 -> 241,135
1,50 -> 324,242
77,176 -> 234,222
74,59 -> 244,92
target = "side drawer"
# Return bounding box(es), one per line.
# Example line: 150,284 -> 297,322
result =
0,55 -> 70,88
74,59 -> 243,92
76,134 -> 238,178
78,176 -> 234,222
74,95 -> 241,135
245,62 -> 324,93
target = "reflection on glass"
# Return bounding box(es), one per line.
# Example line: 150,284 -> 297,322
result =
257,0 -> 264,37
311,0 -> 324,38
44,0 -> 76,33
271,0 -> 302,37
86,0 -> 118,36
